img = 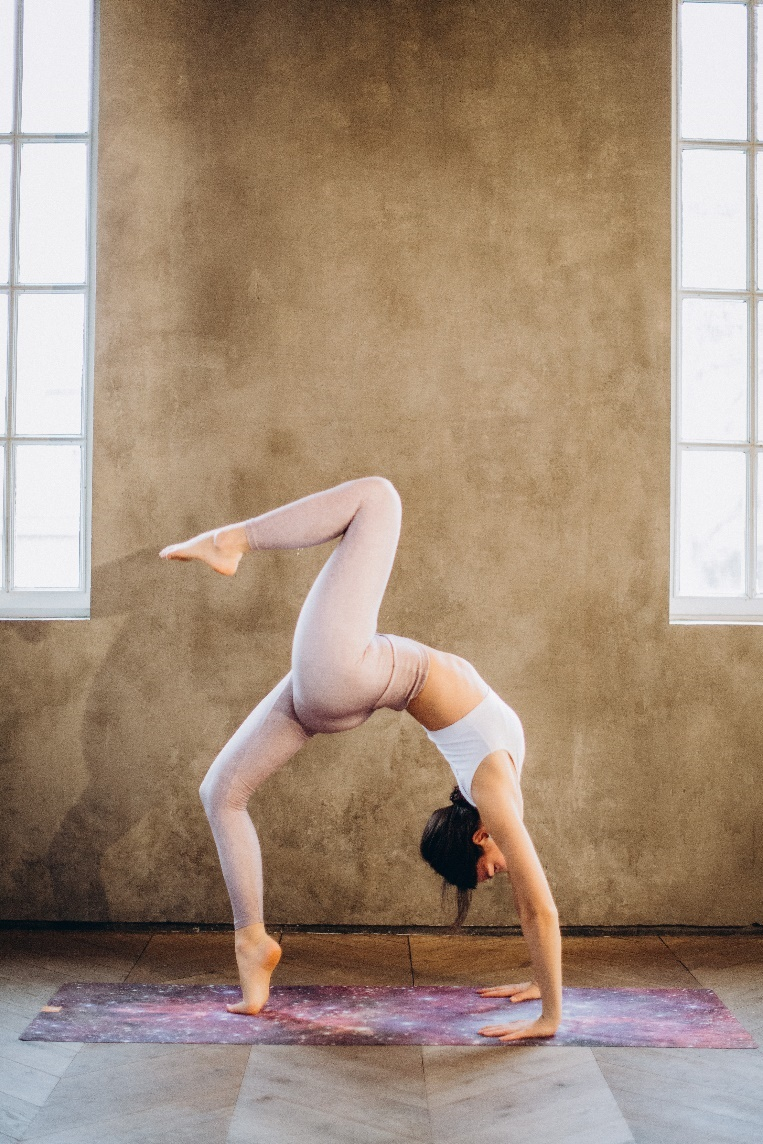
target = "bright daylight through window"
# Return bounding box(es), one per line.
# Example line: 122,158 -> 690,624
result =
673,0 -> 763,621
0,0 -> 96,619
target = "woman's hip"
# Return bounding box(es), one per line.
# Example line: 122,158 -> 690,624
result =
291,634 -> 429,734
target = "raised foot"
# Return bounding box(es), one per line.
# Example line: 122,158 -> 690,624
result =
159,525 -> 248,576
227,933 -> 282,1015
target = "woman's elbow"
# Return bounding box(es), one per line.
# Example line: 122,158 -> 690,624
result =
518,901 -> 559,927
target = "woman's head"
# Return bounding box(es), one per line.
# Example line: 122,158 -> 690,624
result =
420,788 -> 507,926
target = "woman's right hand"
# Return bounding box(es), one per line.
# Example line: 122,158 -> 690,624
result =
476,980 -> 540,1002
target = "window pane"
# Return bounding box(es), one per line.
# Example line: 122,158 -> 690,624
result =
681,149 -> 747,289
18,143 -> 88,285
759,301 -> 763,442
0,144 -> 10,286
0,0 -> 14,133
0,444 -> 4,589
21,0 -> 91,134
0,292 -> 7,435
680,3 -> 747,141
756,153 -> 763,289
678,449 -> 746,596
757,5 -> 763,142
15,294 -> 84,435
758,459 -> 763,594
13,444 -> 81,589
680,298 -> 747,442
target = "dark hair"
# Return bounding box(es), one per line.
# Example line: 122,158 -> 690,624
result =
420,787 -> 481,927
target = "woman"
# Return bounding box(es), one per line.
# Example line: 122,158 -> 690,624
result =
160,477 -> 561,1041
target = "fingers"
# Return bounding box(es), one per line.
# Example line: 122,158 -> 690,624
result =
479,1020 -> 557,1042
510,989 -> 539,1003
478,1023 -> 535,1041
476,985 -> 538,1001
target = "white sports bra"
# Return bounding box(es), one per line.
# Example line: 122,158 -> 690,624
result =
425,689 -> 525,808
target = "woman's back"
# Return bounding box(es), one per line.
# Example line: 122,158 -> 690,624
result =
406,646 -> 488,731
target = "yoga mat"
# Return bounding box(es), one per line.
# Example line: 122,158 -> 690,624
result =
20,984 -> 756,1048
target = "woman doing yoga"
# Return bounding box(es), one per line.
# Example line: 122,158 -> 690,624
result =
160,477 -> 562,1041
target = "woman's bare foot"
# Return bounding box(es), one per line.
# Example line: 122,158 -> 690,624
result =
159,524 -> 249,576
227,925 -> 282,1015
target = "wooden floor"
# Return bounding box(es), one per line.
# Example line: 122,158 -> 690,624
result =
1,929 -> 763,1143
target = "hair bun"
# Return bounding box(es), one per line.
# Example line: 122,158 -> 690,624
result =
449,787 -> 469,807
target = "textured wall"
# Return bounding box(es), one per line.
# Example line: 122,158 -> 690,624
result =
2,0 -> 761,927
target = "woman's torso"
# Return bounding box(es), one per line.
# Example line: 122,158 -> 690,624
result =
407,646 -> 525,808
405,647 -> 488,731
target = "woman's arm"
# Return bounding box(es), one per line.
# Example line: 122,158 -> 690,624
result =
471,755 -> 562,1040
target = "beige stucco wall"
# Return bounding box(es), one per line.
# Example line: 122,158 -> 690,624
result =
2,0 -> 761,927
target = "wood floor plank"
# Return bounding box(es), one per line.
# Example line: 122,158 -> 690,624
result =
661,936 -> 763,971
0,1004 -> 80,1079
0,981 -> 71,1023
228,1045 -> 431,1143
20,1105 -> 237,1144
410,936 -> 531,987
560,937 -> 698,988
0,1089 -> 40,1142
276,933 -> 413,985
411,934 -> 696,989
662,937 -> 763,1039
594,1046 -> 763,1144
0,930 -> 150,1028
0,1057 -> 60,1109
423,1045 -> 634,1144
0,932 -> 149,980
125,932 -> 247,985
0,1044 -> 78,1083
21,1044 -> 249,1142
62,1042 -> 205,1077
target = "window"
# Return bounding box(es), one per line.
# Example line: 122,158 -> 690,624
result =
672,1 -> 763,621
0,0 -> 97,619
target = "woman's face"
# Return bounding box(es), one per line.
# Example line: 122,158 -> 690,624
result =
474,832 -> 508,883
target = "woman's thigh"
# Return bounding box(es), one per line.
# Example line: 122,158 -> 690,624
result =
291,478 -> 402,723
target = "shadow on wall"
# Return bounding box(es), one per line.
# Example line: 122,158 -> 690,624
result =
44,546 -> 286,923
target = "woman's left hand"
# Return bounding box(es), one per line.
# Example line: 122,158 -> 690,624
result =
476,981 -> 540,1002
478,1015 -> 560,1042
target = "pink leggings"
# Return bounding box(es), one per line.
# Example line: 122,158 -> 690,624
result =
199,477 -> 430,929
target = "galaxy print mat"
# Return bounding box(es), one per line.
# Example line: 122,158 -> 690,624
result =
20,984 -> 756,1048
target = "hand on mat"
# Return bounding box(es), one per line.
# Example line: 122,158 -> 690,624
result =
478,1014 -> 559,1042
476,981 -> 540,1003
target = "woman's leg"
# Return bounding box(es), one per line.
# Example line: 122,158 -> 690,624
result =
166,478 -> 407,1013
244,477 -> 403,730
162,476 -> 420,726
199,673 -> 312,1012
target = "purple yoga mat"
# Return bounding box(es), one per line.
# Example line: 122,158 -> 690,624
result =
19,983 -> 756,1048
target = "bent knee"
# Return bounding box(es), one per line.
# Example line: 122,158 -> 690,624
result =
199,772 -> 217,815
200,763 -> 256,817
199,767 -> 232,816
360,475 -> 401,514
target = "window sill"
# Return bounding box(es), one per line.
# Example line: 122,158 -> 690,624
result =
0,590 -> 90,620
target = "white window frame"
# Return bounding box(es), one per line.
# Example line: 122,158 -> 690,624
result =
0,0 -> 99,620
671,0 -> 763,622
